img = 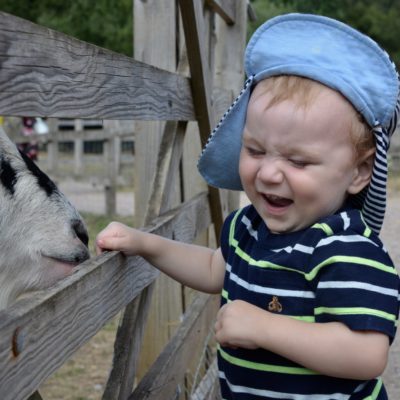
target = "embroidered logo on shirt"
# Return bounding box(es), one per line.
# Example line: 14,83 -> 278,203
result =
268,296 -> 283,313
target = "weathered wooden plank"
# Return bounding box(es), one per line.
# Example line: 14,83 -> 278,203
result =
144,120 -> 187,221
102,285 -> 154,400
0,11 -> 194,120
10,129 -> 135,143
0,192 -> 211,400
129,293 -> 219,400
205,0 -> 235,25
190,357 -> 219,400
179,0 -> 225,243
214,1 -> 248,214
179,1 -> 215,137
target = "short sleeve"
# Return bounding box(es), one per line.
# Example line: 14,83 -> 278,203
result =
311,234 -> 400,343
220,209 -> 239,261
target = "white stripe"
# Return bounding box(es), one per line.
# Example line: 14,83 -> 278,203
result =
317,281 -> 398,297
271,243 -> 314,254
226,264 -> 315,298
241,215 -> 258,241
340,212 -> 350,230
373,168 -> 388,180
374,150 -> 387,164
362,202 -> 385,218
316,235 -> 377,248
219,371 -> 350,400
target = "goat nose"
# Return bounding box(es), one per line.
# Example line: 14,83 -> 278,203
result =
72,219 -> 89,247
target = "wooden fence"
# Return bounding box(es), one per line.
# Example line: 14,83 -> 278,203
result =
0,1 -> 249,399
8,119 -> 135,215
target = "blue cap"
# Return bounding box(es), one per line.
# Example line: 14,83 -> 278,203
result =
198,13 -> 399,233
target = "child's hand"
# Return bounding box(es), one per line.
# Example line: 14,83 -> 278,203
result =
95,221 -> 142,256
214,300 -> 266,350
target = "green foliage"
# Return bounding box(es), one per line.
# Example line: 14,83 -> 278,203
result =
1,1 -> 398,66
0,0 -> 133,56
249,0 -> 400,68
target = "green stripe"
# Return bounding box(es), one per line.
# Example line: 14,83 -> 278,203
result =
315,307 -> 397,322
232,248 -> 395,281
363,226 -> 372,238
234,245 -> 302,274
229,213 -> 395,280
229,209 -> 242,246
360,213 -> 372,238
218,346 -> 318,375
312,223 -> 333,236
362,378 -> 382,400
291,315 -> 315,322
306,255 -> 397,281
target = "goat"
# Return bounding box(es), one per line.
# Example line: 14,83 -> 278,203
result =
0,127 -> 90,309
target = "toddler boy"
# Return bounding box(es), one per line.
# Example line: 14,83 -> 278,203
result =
97,14 -> 400,399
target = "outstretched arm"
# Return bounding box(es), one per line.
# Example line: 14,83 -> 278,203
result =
96,222 -> 226,294
215,300 -> 389,380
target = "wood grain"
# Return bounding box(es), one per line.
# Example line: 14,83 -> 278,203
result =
0,12 -> 194,120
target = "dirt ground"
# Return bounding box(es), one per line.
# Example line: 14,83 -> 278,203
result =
41,182 -> 400,399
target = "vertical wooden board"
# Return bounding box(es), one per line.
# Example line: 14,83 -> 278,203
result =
182,121 -> 207,201
133,0 -> 184,380
178,6 -> 208,206
214,2 -> 248,213
133,0 -> 177,227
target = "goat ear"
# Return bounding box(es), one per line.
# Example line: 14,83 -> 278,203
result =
347,149 -> 375,195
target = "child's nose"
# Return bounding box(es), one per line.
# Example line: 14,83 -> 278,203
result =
256,157 -> 284,184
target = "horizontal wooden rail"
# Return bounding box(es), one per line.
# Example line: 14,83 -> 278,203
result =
10,129 -> 135,143
0,192 -> 211,400
0,12 -> 231,121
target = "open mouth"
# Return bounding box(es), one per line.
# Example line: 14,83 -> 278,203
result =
262,194 -> 293,213
41,255 -> 83,276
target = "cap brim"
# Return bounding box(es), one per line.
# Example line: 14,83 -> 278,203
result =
197,77 -> 254,190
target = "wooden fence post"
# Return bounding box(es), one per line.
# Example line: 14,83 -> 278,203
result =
74,136 -> 84,176
103,138 -> 117,216
46,118 -> 58,173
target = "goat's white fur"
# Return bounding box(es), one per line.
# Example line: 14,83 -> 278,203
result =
0,127 -> 89,309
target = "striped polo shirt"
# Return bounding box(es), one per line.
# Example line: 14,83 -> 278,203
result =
219,204 -> 400,400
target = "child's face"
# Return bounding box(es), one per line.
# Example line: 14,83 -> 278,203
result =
239,83 -> 369,233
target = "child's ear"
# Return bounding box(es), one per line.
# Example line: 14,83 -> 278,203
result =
347,149 -> 375,195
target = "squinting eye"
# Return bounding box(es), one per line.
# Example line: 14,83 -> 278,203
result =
289,159 -> 308,168
246,147 -> 264,156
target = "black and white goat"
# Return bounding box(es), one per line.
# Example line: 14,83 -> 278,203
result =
0,127 -> 90,309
